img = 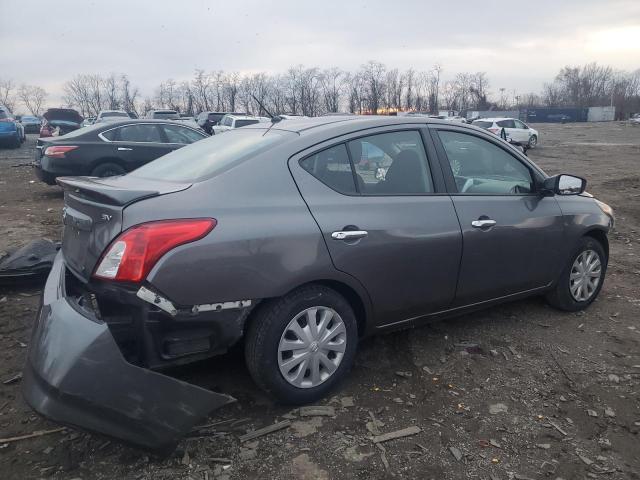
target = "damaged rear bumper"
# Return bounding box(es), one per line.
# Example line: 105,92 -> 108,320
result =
22,252 -> 235,452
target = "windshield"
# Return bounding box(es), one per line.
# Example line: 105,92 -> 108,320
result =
130,129 -> 293,182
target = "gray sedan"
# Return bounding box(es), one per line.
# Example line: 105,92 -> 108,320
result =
23,116 -> 614,451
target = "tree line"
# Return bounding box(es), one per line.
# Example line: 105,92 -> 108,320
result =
2,62 -> 639,119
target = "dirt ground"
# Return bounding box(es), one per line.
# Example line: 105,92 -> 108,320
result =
0,122 -> 639,480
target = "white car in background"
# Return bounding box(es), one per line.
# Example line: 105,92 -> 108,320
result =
95,110 -> 131,124
212,114 -> 270,134
472,117 -> 539,148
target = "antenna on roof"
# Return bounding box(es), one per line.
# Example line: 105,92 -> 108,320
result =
251,94 -> 281,123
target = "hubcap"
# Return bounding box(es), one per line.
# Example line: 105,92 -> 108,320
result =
569,249 -> 602,302
278,306 -> 347,389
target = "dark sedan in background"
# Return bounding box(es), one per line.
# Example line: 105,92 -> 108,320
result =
34,119 -> 208,184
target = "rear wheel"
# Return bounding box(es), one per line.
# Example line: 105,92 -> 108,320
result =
245,285 -> 358,404
545,236 -> 606,311
91,162 -> 126,178
528,135 -> 538,148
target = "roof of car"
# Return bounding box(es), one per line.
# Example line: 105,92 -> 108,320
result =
242,114 -> 454,135
92,119 -> 203,129
474,117 -> 516,122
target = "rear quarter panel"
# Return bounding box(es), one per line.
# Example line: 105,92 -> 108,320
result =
122,144 -> 371,316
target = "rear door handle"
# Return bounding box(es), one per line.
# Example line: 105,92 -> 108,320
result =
471,219 -> 496,228
117,147 -> 132,151
331,230 -> 368,241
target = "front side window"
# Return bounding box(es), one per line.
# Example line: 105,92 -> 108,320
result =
348,130 -> 433,194
514,120 -> 528,129
115,124 -> 162,143
438,131 -> 534,195
300,144 -> 356,194
162,124 -> 206,144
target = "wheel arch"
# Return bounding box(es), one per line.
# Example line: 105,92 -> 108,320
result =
244,279 -> 372,339
89,157 -> 127,174
583,228 -> 609,260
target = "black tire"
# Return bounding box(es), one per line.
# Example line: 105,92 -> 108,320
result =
245,285 -> 358,404
528,135 -> 538,148
91,162 -> 126,178
545,236 -> 607,312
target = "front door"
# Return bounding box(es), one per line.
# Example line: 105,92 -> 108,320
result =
290,128 -> 462,326
109,123 -> 173,170
433,128 -> 564,306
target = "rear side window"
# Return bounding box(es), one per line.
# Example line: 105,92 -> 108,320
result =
472,121 -> 492,129
130,129 -> 292,182
348,130 -> 433,194
496,119 -> 516,128
116,124 -> 162,143
0,111 -> 8,120
300,145 -> 356,194
162,124 -> 206,144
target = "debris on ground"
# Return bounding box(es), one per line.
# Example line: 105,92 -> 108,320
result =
0,238 -> 60,284
239,420 -> 291,442
370,426 -> 421,444
299,406 -> 336,417
489,403 -> 508,414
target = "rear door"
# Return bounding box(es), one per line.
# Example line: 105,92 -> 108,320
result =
103,123 -> 172,170
290,127 -> 462,327
432,126 -> 564,306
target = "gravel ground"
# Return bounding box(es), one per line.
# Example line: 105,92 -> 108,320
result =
0,122 -> 639,480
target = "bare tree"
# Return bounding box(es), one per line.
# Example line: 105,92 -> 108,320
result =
0,78 -> 17,112
361,61 -> 386,114
18,84 -> 48,115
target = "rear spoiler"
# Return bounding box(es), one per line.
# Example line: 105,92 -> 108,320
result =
57,175 -> 193,206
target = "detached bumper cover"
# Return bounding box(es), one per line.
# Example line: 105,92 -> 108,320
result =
23,252 -> 235,451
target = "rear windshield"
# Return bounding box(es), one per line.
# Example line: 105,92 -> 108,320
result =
130,129 -> 293,182
102,112 -> 129,118
236,119 -> 259,128
472,121 -> 493,128
153,111 -> 180,119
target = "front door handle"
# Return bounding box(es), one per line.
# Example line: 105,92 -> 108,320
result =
471,219 -> 497,228
117,147 -> 133,151
331,230 -> 368,241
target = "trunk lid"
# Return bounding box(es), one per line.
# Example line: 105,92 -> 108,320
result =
57,176 -> 191,281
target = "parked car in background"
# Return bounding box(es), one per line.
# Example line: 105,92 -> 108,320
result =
196,111 -> 247,134
0,106 -> 25,147
444,115 -> 468,123
174,115 -> 202,130
23,116 -> 613,451
95,110 -> 131,124
211,114 -> 269,134
34,119 -> 207,184
20,115 -> 42,133
472,117 -> 539,148
630,113 -> 640,124
548,114 -> 571,123
146,109 -> 181,120
40,108 -> 83,138
82,117 -> 96,127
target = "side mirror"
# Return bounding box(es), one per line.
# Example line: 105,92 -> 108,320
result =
543,174 -> 586,195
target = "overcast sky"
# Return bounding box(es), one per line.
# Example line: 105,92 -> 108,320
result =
1,0 -> 639,105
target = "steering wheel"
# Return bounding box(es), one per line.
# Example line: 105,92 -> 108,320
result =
461,178 -> 474,193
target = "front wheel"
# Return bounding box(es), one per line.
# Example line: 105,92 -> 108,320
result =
528,135 -> 538,148
245,285 -> 358,404
545,236 -> 607,311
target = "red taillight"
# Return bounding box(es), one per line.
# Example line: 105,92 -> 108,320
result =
44,145 -> 78,158
0,118 -> 12,123
488,128 -> 500,134
93,219 -> 217,282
